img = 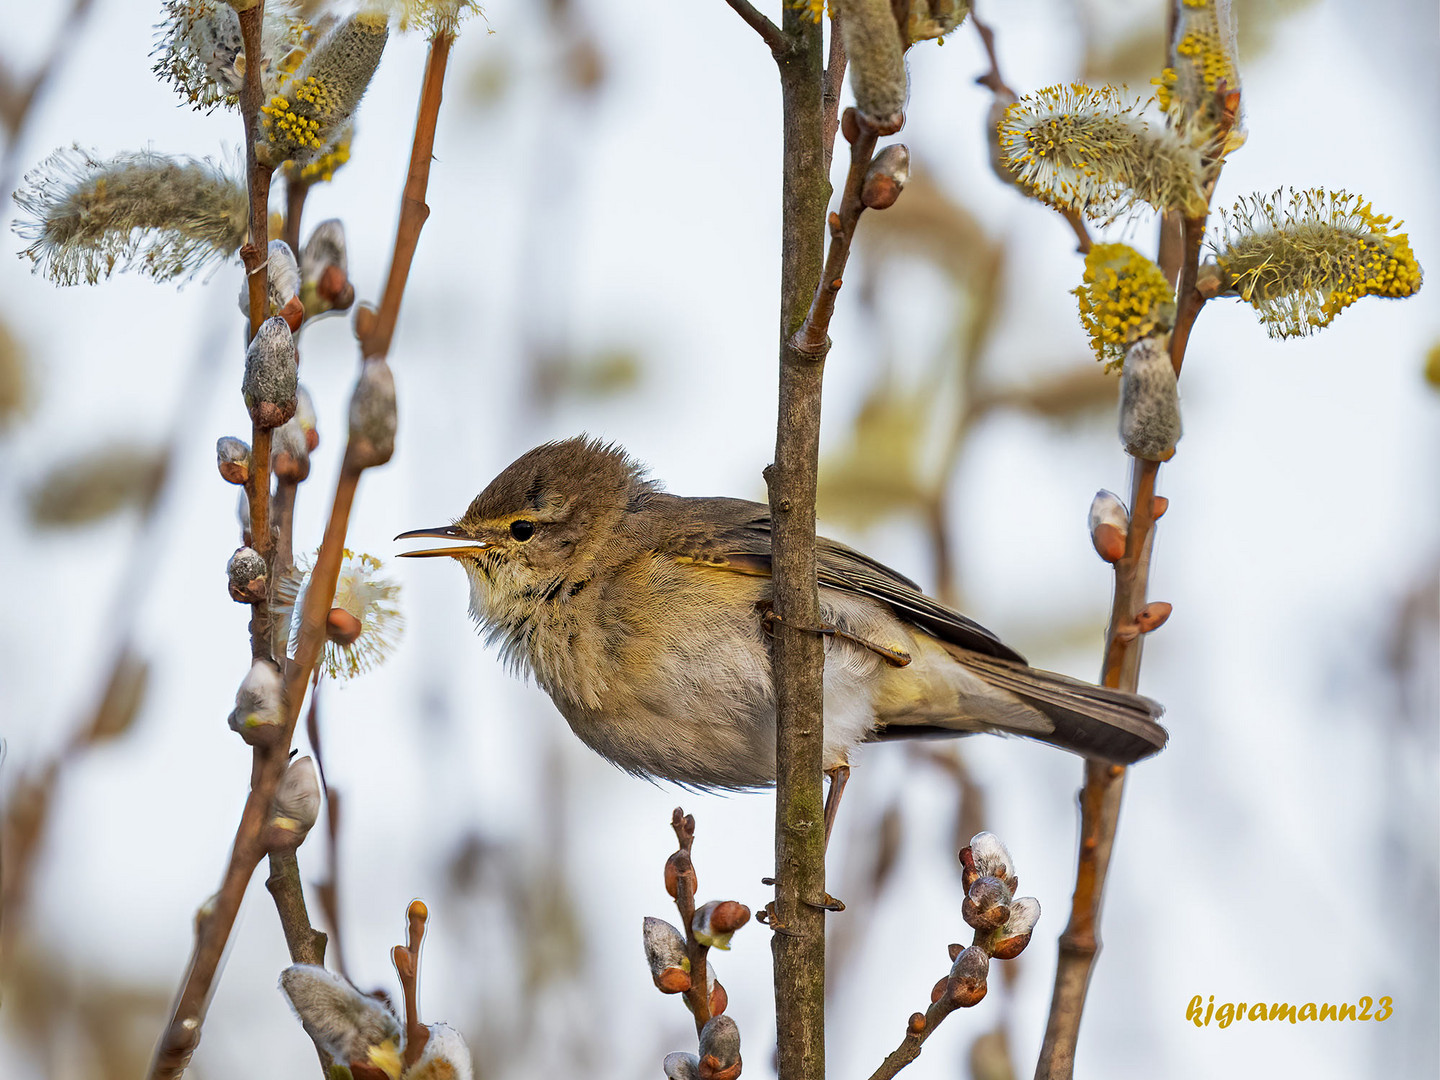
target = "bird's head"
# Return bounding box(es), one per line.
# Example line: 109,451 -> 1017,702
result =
397,436 -> 655,628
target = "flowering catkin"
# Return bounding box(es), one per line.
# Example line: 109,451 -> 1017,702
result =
997,84 -> 1206,221
258,12 -> 389,168
153,0 -> 309,112
13,147 -> 248,285
1213,188 -> 1423,338
1073,244 -> 1176,370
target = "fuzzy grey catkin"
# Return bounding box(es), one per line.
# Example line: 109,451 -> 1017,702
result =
229,658 -> 284,741
227,546 -> 268,603
13,147 -> 248,285
345,358 -> 397,470
278,965 -> 401,1069
270,416 -> 311,482
1119,336 -> 1182,460
838,0 -> 907,130
271,755 -> 321,835
698,1015 -> 741,1073
243,317 -> 299,429
238,240 -> 301,319
217,436 -> 252,484
403,1022 -> 475,1080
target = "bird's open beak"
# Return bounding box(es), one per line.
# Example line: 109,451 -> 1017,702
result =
394,525 -> 491,558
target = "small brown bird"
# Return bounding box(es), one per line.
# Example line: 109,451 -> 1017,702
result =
399,438 -> 1165,800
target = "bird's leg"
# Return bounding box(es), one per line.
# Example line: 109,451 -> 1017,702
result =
823,764 -> 850,852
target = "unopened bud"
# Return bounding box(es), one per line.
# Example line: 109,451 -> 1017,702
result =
345,358 -> 396,470
709,977 -> 728,1018
326,607 -> 364,646
1119,335 -> 1181,461
1135,601 -> 1172,633
665,850 -> 697,899
962,875 -> 1012,932
217,436 -> 251,485
288,385 -> 317,453
228,658 -> 284,746
1089,490 -> 1129,563
643,916 -> 691,994
268,755 -> 321,849
239,240 -> 301,319
946,945 -> 990,1008
964,832 -> 1017,891
697,1014 -> 741,1080
988,896 -> 1040,959
948,942 -> 963,962
664,1052 -> 702,1080
692,901 -> 750,950
907,1011 -> 926,1034
840,0 -> 907,134
861,144 -> 910,210
302,220 -> 355,315
279,965 -> 402,1076
403,1022 -> 474,1080
271,417 -> 311,483
243,317 -> 298,429
227,546 -> 268,603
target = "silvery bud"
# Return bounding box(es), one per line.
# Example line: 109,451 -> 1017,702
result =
945,945 -> 990,1008
295,384 -> 319,451
962,832 -> 1017,892
988,896 -> 1040,960
691,901 -> 750,950
217,436 -> 251,485
301,219 -> 354,316
697,1014 -> 741,1080
664,1052 -> 702,1080
962,875 -> 1012,932
227,545 -> 268,603
271,416 -> 311,484
242,317 -> 298,429
239,239 -> 301,319
403,1021 -> 474,1080
643,916 -> 691,994
861,144 -> 910,210
278,965 -> 403,1076
1088,489 -> 1129,563
268,755 -> 321,848
345,358 -> 396,471
236,489 -> 252,545
1119,335 -> 1181,461
228,658 -> 284,746
839,0 -> 907,134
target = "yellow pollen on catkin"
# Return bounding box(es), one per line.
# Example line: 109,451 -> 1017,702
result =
1214,189 -> 1423,338
1073,243 -> 1177,370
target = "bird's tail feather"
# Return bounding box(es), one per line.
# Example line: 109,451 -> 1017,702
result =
876,650 -> 1168,765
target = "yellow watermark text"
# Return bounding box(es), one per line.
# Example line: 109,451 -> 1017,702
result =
1186,994 -> 1392,1028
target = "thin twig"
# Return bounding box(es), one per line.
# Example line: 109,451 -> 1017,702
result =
393,899 -> 431,1068
866,998 -> 957,1080
1033,70 -> 1240,1080
306,675 -> 349,980
283,174 -> 313,256
356,31 -> 453,361
820,11 -> 847,176
669,809 -> 713,1034
792,114 -> 879,354
722,0 -> 790,56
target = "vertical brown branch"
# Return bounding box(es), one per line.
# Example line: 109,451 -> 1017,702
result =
763,10 -> 828,1080
356,32 -> 452,361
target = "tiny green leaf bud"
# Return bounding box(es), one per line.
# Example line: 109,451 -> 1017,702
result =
268,755 -> 321,849
861,145 -> 910,211
964,832 -> 1017,891
345,358 -> 397,470
1088,490 -> 1129,563
988,896 -> 1040,960
217,436 -> 251,484
243,317 -> 298,429
664,1052 -> 702,1080
962,875 -> 1012,932
228,658 -> 284,746
697,1014 -> 741,1080
403,1022 -> 474,1080
691,901 -> 750,950
227,546 -> 268,603
838,0 -> 907,133
271,416 -> 311,483
1119,335 -> 1182,461
643,916 -> 691,994
946,945 -> 990,1008
279,965 -> 403,1077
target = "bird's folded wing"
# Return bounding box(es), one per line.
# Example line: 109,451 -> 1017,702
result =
646,494 -> 1026,663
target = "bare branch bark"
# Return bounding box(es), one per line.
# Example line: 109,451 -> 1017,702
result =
723,0 -> 790,56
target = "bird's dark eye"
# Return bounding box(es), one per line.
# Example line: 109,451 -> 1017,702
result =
509,519 -> 535,542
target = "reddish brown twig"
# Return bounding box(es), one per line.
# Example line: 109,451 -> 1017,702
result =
356,31 -> 453,361
667,809 -> 714,1033
722,0 -> 789,55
